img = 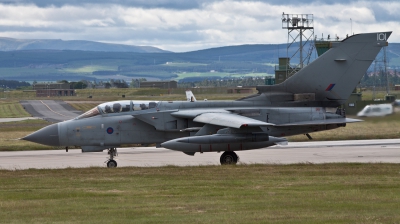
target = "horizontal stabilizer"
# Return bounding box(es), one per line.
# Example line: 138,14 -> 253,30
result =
276,118 -> 362,127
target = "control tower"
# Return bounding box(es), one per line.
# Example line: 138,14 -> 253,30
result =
275,13 -> 314,84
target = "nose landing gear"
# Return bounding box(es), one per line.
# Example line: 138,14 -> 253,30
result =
106,148 -> 118,168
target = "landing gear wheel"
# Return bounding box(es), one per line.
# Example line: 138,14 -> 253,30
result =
107,159 -> 117,168
220,151 -> 239,165
106,148 -> 118,168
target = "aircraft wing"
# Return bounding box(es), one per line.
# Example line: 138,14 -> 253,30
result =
276,118 -> 362,127
171,109 -> 359,129
193,112 -> 275,129
171,109 -> 230,119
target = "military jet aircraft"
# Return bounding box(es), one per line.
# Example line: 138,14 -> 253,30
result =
23,31 -> 392,167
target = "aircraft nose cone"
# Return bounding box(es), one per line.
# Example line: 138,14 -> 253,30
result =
22,123 -> 60,146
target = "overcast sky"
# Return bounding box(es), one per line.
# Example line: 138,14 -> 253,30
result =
0,0 -> 398,52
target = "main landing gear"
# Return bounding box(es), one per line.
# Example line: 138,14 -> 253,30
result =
106,148 -> 118,168
220,151 -> 239,165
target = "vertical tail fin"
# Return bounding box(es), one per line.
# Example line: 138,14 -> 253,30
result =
285,32 -> 391,103
186,90 -> 197,102
257,32 -> 392,105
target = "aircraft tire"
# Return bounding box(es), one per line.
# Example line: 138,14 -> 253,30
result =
220,151 -> 238,165
107,160 -> 117,168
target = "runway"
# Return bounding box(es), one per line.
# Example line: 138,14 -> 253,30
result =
1,139 -> 400,170
20,100 -> 82,122
0,117 -> 42,123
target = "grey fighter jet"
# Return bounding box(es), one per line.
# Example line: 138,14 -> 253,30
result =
23,31 -> 391,167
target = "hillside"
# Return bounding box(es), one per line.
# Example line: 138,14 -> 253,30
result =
0,42 -> 398,83
0,37 -> 169,53
0,43 -> 286,82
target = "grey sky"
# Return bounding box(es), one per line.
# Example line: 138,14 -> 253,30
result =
0,0 -> 384,8
0,0 -> 398,52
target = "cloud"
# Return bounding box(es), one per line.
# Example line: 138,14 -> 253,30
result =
0,0 -> 385,8
0,0 -> 398,52
0,0 -> 208,9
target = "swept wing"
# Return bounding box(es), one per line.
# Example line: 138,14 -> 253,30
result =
193,112 -> 275,128
172,109 -> 361,129
276,118 -> 362,126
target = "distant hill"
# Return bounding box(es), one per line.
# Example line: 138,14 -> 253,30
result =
0,37 -> 170,53
0,41 -> 398,83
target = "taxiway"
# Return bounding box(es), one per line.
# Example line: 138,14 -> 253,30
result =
1,139 -> 399,170
20,100 -> 82,122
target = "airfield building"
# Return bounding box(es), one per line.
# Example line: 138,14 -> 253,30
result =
139,81 -> 177,89
33,83 -> 75,97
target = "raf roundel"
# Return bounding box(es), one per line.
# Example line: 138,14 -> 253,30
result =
106,127 -> 114,134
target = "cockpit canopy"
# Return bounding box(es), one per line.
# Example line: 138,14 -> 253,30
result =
100,101 -> 131,114
76,100 -> 158,119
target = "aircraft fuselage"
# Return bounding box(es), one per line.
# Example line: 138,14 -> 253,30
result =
43,100 -> 345,152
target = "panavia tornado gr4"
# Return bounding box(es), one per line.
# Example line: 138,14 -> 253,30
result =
23,31 -> 392,167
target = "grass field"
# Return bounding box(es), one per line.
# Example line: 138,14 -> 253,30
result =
0,164 -> 399,223
163,62 -> 207,67
176,72 -> 272,80
359,89 -> 400,101
63,65 -> 117,73
0,120 -> 53,151
241,72 -> 273,77
288,113 -> 400,142
67,102 -> 100,113
0,59 -> 127,78
176,72 -> 233,80
0,101 -> 31,118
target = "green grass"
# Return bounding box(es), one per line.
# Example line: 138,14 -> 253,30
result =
260,62 -> 278,67
0,100 -> 31,118
0,120 -> 53,151
67,59 -> 134,68
67,102 -> 100,112
176,72 -> 231,80
1,91 -> 37,100
0,67 -> 64,77
241,72 -> 273,77
0,60 -> 126,78
63,65 -> 117,73
0,164 -> 399,223
0,58 -> 275,82
176,72 -> 273,80
176,71 -> 261,79
359,89 -> 400,101
288,113 -> 400,142
163,62 -> 207,67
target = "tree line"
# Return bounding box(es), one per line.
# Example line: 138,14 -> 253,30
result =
0,80 -> 30,89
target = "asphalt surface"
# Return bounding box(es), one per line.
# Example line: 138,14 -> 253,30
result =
1,139 -> 400,170
20,100 -> 82,122
0,117 -> 42,123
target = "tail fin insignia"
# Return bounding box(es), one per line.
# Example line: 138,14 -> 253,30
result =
325,84 -> 336,91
